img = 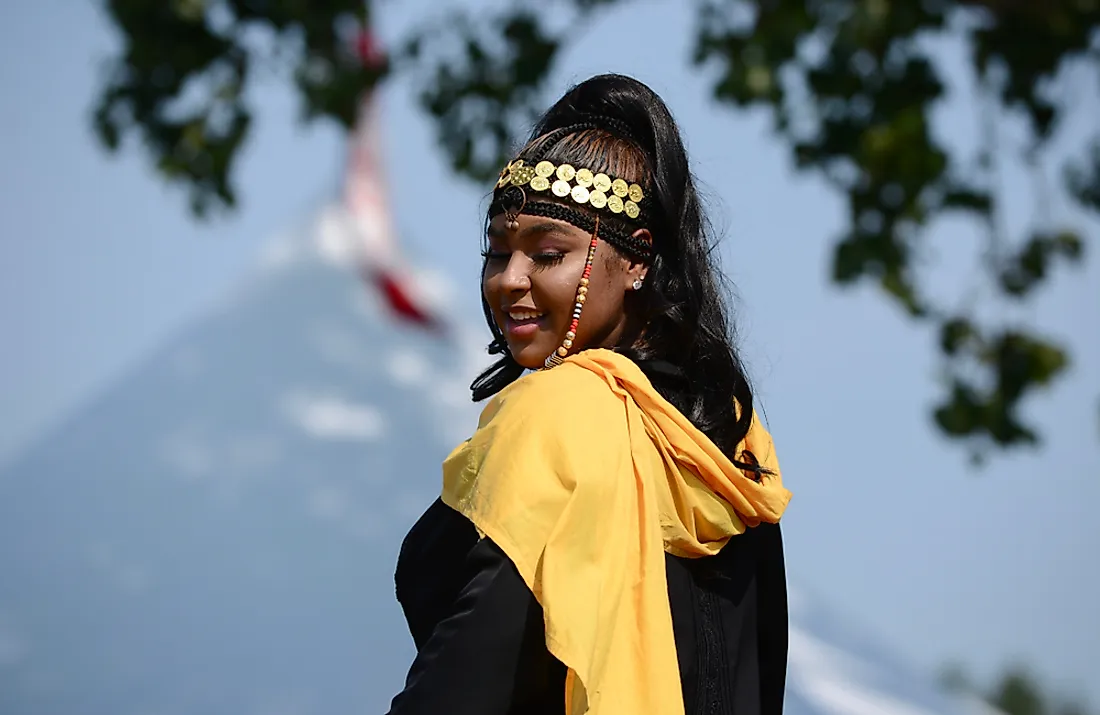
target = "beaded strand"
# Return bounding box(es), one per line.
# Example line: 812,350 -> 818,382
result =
543,218 -> 600,369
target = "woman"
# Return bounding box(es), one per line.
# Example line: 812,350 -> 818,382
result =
387,74 -> 792,715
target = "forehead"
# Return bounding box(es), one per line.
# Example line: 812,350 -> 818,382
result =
487,212 -> 592,244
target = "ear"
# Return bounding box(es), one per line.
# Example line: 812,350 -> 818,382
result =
619,228 -> 652,290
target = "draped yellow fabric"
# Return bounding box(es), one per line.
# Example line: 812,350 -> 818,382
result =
441,349 -> 792,715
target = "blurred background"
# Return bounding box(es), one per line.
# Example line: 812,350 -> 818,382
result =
0,1 -> 1097,714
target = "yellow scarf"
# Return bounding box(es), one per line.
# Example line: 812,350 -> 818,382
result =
441,349 -> 791,715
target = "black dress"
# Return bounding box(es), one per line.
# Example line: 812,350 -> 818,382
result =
386,499 -> 788,714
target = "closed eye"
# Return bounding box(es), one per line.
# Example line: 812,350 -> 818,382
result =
480,251 -> 565,268
532,252 -> 565,268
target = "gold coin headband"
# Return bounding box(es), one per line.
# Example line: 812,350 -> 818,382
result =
496,159 -> 646,221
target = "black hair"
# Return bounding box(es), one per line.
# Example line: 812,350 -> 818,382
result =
471,74 -> 759,460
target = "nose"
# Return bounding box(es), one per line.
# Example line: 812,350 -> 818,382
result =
498,252 -> 531,294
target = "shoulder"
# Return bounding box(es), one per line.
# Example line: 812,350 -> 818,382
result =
442,361 -> 635,543
447,361 -> 631,493
479,360 -> 625,432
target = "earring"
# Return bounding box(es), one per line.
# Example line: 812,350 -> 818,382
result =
632,278 -> 644,291
500,186 -> 527,231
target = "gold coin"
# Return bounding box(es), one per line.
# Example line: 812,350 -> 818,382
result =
511,166 -> 536,186
592,173 -> 612,193
611,178 -> 629,197
607,195 -> 624,213
552,179 -> 571,197
571,184 -> 591,204
530,175 -> 550,192
556,163 -> 576,181
589,190 -> 608,209
628,183 -> 644,202
575,168 -> 594,187
535,160 -> 556,177
624,200 -> 640,219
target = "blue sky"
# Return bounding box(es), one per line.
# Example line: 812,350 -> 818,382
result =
2,0 -> 1097,707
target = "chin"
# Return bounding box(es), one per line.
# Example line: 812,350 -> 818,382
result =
507,340 -> 555,370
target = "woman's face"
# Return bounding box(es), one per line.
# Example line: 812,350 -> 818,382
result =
483,211 -> 647,370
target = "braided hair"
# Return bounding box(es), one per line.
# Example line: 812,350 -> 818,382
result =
488,122 -> 654,261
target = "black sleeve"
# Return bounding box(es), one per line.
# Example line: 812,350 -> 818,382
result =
386,536 -> 565,715
755,523 -> 788,715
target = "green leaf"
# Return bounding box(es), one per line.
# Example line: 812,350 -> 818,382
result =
940,317 -> 977,356
941,185 -> 993,214
987,668 -> 1047,715
933,381 -> 985,438
1067,139 -> 1100,213
999,230 -> 1085,298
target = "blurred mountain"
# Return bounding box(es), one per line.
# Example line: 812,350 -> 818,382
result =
0,227 -> 995,715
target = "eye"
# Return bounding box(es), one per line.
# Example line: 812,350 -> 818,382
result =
480,250 -> 510,264
532,252 -> 565,268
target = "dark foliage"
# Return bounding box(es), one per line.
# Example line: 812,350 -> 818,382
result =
94,0 -> 1098,458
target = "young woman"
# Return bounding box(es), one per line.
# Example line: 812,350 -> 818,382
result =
387,74 -> 792,715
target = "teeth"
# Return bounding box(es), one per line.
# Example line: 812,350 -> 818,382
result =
509,311 -> 544,321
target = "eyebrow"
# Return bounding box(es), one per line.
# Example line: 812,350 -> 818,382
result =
487,221 -> 567,240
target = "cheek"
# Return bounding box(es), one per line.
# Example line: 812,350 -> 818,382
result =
482,265 -> 505,303
577,257 -> 628,338
481,270 -> 493,301
586,258 -> 625,314
581,287 -> 621,334
481,268 -> 506,330
531,258 -> 585,310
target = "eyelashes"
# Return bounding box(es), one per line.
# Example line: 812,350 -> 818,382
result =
481,251 -> 566,270
533,253 -> 566,268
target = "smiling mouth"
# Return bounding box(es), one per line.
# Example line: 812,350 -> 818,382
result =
504,309 -> 547,338
507,310 -> 545,324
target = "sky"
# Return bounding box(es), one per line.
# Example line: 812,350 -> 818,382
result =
1,0 -> 1098,708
